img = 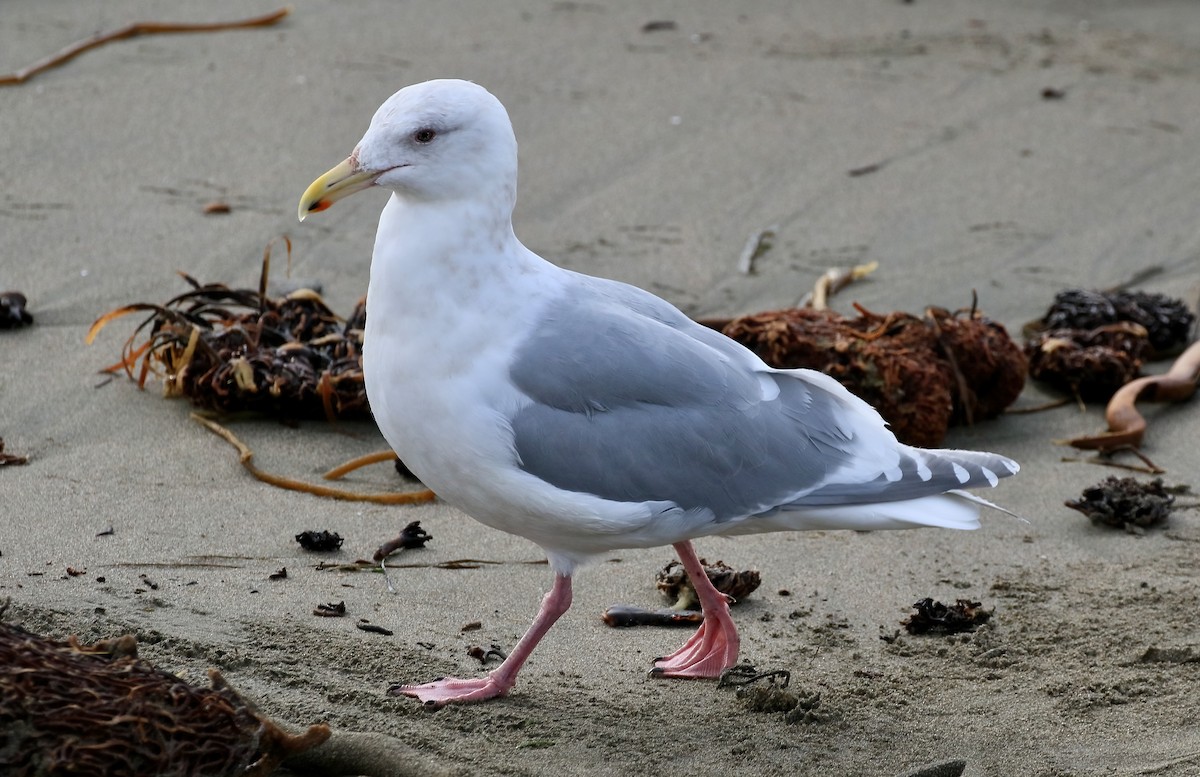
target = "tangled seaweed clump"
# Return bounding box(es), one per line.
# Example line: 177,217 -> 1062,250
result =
0,611 -> 328,777
1038,289 -> 1195,357
1065,476 -> 1175,530
87,241 -> 370,421
720,303 -> 1026,447
1025,323 -> 1149,401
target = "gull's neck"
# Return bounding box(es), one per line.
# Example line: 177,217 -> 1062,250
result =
365,191 -> 552,334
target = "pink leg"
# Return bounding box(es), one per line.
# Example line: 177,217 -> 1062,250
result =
391,573 -> 573,707
650,541 -> 740,679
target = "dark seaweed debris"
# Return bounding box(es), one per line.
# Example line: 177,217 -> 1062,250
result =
0,291 -> 32,329
721,303 -> 1025,447
373,521 -> 432,563
1065,476 -> 1174,530
1039,289 -> 1194,356
1025,323 -> 1148,401
296,530 -> 344,552
655,558 -> 762,609
0,613 -> 327,777
87,244 -> 370,421
902,598 -> 991,635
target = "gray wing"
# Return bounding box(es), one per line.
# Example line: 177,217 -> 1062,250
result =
509,275 -> 1014,521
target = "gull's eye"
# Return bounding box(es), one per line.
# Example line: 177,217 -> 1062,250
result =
413,128 -> 437,144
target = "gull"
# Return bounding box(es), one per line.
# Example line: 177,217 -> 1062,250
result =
298,79 -> 1018,707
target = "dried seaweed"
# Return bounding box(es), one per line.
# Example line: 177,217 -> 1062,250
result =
87,240 -> 370,422
373,521 -> 432,563
655,558 -> 761,609
296,530 -> 344,552
194,414 -> 435,505
0,291 -> 32,329
902,598 -> 991,635
0,614 -> 328,777
1025,323 -> 1148,401
1065,476 -> 1174,530
1039,289 -> 1195,357
720,302 -> 1026,447
602,558 -> 761,628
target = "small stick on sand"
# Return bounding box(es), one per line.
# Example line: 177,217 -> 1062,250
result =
736,226 -> 777,275
0,8 -> 290,87
808,261 -> 879,311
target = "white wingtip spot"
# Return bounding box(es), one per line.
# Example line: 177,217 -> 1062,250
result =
981,466 -> 999,487
884,466 -> 902,482
1003,459 -> 1020,474
952,463 -> 970,484
916,460 -> 933,481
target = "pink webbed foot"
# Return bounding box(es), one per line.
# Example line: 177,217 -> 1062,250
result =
389,673 -> 512,708
390,572 -> 575,707
649,608 -> 740,678
650,541 -> 741,679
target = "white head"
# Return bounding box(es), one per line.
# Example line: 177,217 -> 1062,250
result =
299,79 -> 518,219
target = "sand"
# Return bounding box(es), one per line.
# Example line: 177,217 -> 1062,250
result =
4,1 -> 1200,775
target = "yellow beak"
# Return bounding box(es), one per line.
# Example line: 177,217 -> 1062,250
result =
297,157 -> 379,221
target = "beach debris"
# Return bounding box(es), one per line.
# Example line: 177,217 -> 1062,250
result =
460,621 -> 483,633
1035,289 -> 1194,357
467,644 -> 507,664
356,622 -> 393,636
806,262 -> 879,311
0,439 -> 29,467
641,20 -> 678,33
736,225 -> 777,275
324,450 -> 403,480
1065,476 -> 1174,531
313,601 -> 347,617
902,598 -> 991,635
1064,340 -> 1200,451
296,530 -> 344,552
1040,86 -> 1066,100
87,244 -> 437,504
373,521 -> 432,594
656,558 -> 761,609
87,240 -> 372,422
721,668 -> 828,725
269,567 -> 288,580
0,291 -> 33,329
0,608 -> 329,777
0,8 -> 290,87
194,414 -> 436,505
718,301 -> 1025,447
602,558 -> 759,627
315,557 -> 547,574
372,521 -> 433,563
601,605 -> 704,628
202,201 -> 232,215
1025,323 -> 1149,401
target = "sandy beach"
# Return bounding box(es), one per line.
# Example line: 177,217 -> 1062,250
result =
4,1 -> 1200,775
